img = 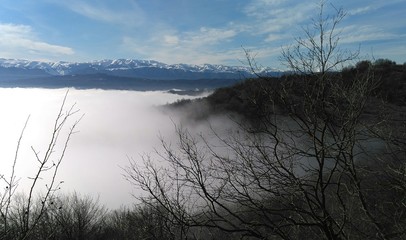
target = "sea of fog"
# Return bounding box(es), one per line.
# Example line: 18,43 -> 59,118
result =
0,88 -> 218,209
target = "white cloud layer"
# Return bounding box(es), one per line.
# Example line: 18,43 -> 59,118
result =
0,88 -> 209,209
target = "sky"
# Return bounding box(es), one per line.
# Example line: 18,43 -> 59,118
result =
0,0 -> 405,68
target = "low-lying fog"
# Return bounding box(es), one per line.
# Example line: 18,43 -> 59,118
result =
0,88 -> 225,209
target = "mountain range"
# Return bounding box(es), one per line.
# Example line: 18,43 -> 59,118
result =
0,58 -> 282,91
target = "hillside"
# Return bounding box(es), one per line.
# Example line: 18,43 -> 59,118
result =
167,59 -> 406,121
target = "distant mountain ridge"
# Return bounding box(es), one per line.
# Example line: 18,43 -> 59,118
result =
0,58 -> 282,80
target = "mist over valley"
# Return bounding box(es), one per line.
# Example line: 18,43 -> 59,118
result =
0,88 -> 230,208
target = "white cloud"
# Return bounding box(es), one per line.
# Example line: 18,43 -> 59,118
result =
0,23 -> 74,59
185,27 -> 237,46
264,34 -> 285,42
163,35 -> 179,45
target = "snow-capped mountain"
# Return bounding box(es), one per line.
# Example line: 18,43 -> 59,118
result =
0,58 -> 281,80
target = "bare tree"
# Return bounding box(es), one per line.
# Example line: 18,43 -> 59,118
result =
125,2 -> 405,240
40,192 -> 107,240
0,91 -> 82,240
281,1 -> 358,75
105,203 -> 183,240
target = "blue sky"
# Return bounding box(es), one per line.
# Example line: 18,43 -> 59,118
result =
0,0 -> 404,68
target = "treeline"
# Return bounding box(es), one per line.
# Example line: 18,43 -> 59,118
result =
0,192 -> 179,240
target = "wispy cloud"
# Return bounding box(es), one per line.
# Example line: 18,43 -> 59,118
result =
347,1 -> 403,16
59,1 -> 145,27
126,0 -> 315,65
163,35 -> 180,46
244,0 -> 316,26
0,23 -> 74,60
122,26 -> 241,64
184,27 -> 237,46
241,0 -> 318,46
244,0 -> 286,19
339,25 -> 397,44
348,5 -> 376,16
